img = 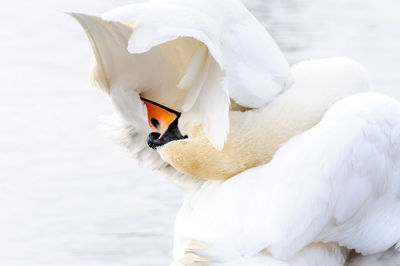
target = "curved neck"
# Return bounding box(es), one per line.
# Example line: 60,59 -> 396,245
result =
160,58 -> 369,181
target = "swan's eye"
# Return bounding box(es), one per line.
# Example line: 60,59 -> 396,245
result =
141,97 -> 180,137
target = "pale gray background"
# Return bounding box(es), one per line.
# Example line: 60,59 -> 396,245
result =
1,0 -> 399,265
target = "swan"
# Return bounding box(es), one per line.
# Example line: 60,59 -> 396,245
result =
71,0 -> 400,265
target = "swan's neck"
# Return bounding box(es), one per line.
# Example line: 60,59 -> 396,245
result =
160,58 -> 369,180
160,89 -> 331,181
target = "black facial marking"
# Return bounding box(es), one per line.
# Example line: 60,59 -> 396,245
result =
147,119 -> 187,149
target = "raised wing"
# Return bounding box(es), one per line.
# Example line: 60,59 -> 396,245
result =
173,93 -> 400,263
71,0 -> 293,150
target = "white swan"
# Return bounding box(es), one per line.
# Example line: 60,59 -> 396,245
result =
71,0 -> 400,265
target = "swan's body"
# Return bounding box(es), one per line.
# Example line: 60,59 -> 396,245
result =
173,93 -> 400,265
71,0 -> 400,265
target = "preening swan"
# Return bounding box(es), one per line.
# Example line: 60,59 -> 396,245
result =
71,0 -> 400,265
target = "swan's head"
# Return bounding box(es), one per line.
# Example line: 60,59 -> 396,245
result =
140,97 -> 188,149
140,96 -> 262,180
71,0 -> 295,181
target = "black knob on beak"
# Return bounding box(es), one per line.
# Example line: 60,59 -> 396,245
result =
147,119 -> 187,149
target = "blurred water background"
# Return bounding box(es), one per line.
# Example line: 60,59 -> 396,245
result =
0,0 -> 399,265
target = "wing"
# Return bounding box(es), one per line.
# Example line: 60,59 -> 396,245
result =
70,13 -> 184,181
70,0 -> 293,150
173,93 -> 400,263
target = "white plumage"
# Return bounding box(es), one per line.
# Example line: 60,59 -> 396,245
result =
173,93 -> 400,265
71,0 -> 400,265
71,0 -> 293,150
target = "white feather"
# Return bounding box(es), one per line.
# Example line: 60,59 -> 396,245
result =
71,0 -> 292,149
177,45 -> 207,91
347,248 -> 400,266
172,93 -> 400,265
179,53 -> 230,150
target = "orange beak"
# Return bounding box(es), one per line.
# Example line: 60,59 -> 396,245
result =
141,97 -> 180,138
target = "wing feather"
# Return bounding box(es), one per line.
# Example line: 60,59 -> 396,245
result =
173,93 -> 400,262
71,0 -> 293,149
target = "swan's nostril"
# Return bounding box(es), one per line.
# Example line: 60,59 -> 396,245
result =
151,118 -> 161,133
